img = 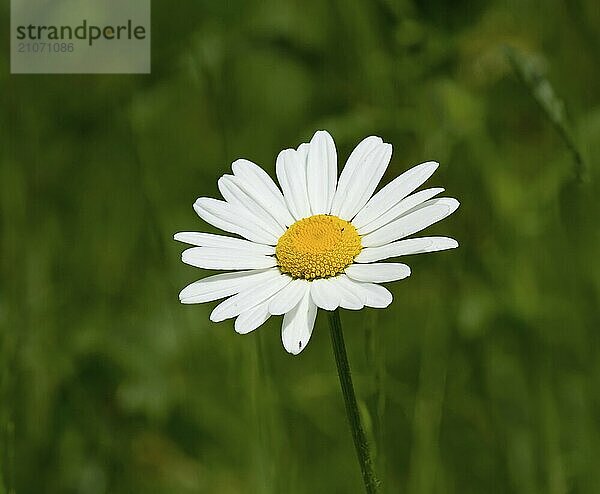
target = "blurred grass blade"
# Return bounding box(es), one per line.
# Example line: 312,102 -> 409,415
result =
504,45 -> 588,183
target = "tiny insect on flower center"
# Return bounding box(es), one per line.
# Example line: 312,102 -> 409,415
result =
276,214 -> 362,280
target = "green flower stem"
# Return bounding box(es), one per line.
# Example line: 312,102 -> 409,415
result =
328,309 -> 380,494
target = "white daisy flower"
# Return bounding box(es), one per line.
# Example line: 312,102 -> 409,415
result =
175,130 -> 459,355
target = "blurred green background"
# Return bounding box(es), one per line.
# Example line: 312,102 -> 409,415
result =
1,0 -> 599,493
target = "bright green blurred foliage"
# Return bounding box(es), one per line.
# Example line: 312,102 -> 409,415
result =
1,1 -> 599,493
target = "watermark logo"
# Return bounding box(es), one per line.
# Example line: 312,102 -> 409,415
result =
11,0 -> 150,74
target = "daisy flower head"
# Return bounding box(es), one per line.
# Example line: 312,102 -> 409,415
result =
175,131 -> 459,355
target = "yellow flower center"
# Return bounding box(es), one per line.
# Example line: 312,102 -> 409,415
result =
276,215 -> 362,280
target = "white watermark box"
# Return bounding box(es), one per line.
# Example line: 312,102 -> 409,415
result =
11,0 -> 150,74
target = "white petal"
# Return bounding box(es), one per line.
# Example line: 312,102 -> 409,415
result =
345,263 -> 411,283
339,277 -> 393,308
361,198 -> 460,247
281,286 -> 317,355
336,143 -> 392,220
335,275 -> 370,306
361,283 -> 393,308
275,148 -> 312,220
330,136 -> 382,217
231,159 -> 295,227
327,276 -> 364,310
306,130 -> 337,214
234,299 -> 272,334
297,142 -> 310,157
218,176 -> 285,238
179,268 -> 277,304
174,232 -> 275,255
356,237 -> 459,263
352,161 -> 439,228
182,247 -> 277,270
193,197 -> 278,245
268,278 -> 309,315
310,278 -> 341,311
357,188 -> 444,235
210,272 -> 292,322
